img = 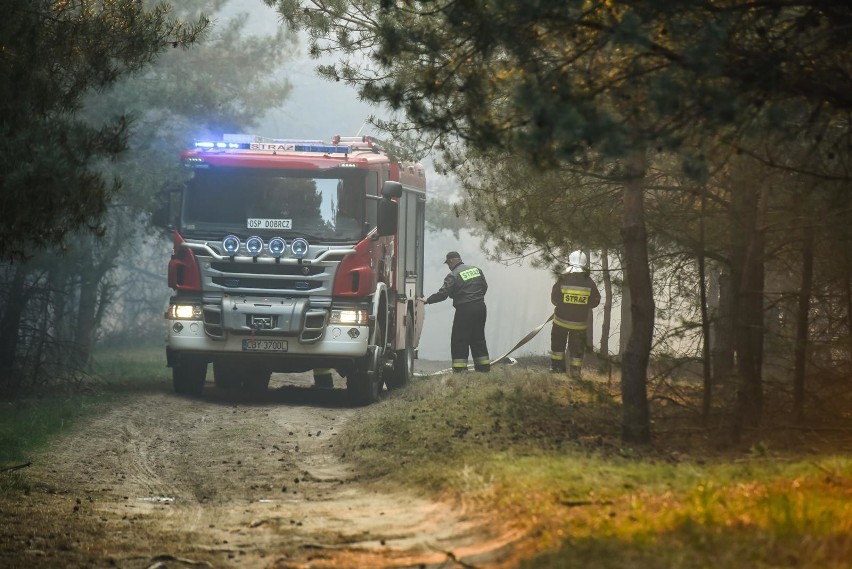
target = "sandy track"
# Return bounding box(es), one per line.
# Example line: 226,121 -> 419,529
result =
0,372 -> 523,568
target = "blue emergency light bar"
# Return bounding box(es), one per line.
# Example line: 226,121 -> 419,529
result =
195,141 -> 247,149
293,144 -> 349,153
193,140 -> 350,154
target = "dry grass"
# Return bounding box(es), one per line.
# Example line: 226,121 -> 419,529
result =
340,362 -> 852,568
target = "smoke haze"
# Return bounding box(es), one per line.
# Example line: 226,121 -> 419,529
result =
220,2 -> 614,363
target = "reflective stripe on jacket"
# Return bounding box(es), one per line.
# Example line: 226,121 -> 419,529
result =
551,271 -> 601,329
427,263 -> 488,307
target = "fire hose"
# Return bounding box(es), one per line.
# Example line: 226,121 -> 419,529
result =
415,314 -> 554,376
490,314 -> 554,365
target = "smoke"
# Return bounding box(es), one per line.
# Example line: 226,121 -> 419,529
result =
222,2 -> 615,364
418,229 -> 611,362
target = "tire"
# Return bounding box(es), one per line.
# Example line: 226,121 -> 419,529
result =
173,357 -> 207,396
346,346 -> 383,405
347,301 -> 387,405
385,311 -> 413,390
213,361 -> 242,391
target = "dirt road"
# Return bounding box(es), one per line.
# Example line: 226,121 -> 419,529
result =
0,370 -> 523,568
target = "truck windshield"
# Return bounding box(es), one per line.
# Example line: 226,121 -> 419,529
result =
182,169 -> 366,242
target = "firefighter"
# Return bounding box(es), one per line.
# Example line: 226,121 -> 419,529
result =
551,250 -> 601,378
425,251 -> 491,372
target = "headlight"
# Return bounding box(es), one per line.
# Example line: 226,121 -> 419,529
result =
291,237 -> 309,258
167,304 -> 202,320
246,236 -> 264,256
222,235 -> 240,255
269,237 -> 286,257
330,309 -> 368,325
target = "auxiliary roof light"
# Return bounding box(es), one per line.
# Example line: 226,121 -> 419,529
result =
222,235 -> 240,256
268,237 -> 286,257
246,236 -> 264,256
291,238 -> 309,259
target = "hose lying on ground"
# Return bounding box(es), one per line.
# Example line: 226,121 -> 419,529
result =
414,314 -> 554,377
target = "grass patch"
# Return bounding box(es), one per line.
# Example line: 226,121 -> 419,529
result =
0,344 -> 169,489
0,396 -> 86,465
340,365 -> 852,568
89,343 -> 171,389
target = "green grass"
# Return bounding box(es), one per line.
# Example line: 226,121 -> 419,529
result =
3,348 -> 850,566
0,397 -> 86,465
0,344 -> 169,488
339,365 -> 852,568
88,343 -> 171,388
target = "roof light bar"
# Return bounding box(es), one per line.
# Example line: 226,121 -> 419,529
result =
194,141 -> 248,150
193,135 -> 373,155
293,144 -> 348,153
193,140 -> 349,155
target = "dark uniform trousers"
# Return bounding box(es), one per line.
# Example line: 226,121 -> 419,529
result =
550,271 -> 599,377
451,301 -> 490,372
550,325 -> 587,374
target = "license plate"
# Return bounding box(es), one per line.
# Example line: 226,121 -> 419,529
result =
242,339 -> 288,352
247,218 -> 292,230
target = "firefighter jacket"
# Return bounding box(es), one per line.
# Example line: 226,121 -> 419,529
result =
427,263 -> 488,307
551,271 -> 601,330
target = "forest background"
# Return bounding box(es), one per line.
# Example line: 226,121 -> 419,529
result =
0,0 -> 850,445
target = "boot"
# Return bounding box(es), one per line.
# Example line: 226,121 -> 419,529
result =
569,366 -> 581,379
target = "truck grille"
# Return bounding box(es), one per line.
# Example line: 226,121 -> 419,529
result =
209,262 -> 324,276
211,276 -> 323,291
199,255 -> 335,296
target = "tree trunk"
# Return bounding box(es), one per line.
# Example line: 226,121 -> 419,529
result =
585,249 -> 595,351
600,247 -> 613,380
731,184 -> 767,438
72,243 -> 117,370
48,260 -> 71,350
846,273 -> 852,367
619,148 -> 652,444
793,224 -> 814,424
619,265 -> 632,357
698,186 -> 712,426
0,263 -> 29,393
73,266 -> 99,370
711,265 -> 735,383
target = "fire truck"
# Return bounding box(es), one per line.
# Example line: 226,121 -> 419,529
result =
159,134 -> 427,404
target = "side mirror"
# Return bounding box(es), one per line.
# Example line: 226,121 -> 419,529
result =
377,198 -> 398,237
151,188 -> 179,229
381,181 -> 402,199
377,181 -> 402,236
151,201 -> 170,229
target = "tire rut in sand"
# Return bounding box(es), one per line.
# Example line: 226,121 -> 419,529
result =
6,380 -> 523,568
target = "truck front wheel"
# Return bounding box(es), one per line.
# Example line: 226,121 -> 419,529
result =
347,346 -> 383,405
385,311 -> 413,390
173,357 -> 207,396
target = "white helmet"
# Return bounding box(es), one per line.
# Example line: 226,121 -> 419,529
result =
566,250 -> 587,273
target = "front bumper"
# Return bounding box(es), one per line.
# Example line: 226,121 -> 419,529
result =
166,318 -> 370,357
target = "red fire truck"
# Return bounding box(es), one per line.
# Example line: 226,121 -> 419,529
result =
160,134 -> 427,404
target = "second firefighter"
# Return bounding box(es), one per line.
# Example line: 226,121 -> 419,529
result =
551,250 -> 601,377
425,251 -> 491,372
